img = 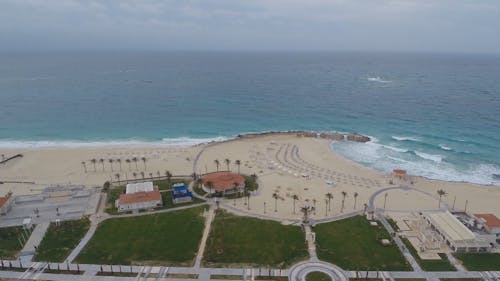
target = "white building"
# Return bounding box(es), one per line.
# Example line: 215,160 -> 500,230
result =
424,211 -> 491,253
126,182 -> 154,194
115,190 -> 162,212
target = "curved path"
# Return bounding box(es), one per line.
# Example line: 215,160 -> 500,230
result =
289,261 -> 348,281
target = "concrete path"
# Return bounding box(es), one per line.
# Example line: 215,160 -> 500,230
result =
445,252 -> 466,271
304,225 -> 317,260
194,206 -> 215,268
20,222 -> 50,257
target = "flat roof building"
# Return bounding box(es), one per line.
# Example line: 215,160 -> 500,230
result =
424,211 -> 491,253
126,182 -> 154,194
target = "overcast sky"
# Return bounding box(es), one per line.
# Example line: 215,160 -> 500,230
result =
1,0 -> 499,53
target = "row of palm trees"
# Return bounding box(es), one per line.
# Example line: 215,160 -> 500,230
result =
270,191 -> 361,215
81,157 -> 148,173
112,170 -> 173,184
213,159 -> 242,174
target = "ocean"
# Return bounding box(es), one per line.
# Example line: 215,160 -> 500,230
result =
0,51 -> 499,185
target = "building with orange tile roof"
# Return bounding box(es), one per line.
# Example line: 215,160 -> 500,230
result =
115,190 -> 162,212
474,213 -> 500,236
201,172 -> 245,195
0,193 -> 13,215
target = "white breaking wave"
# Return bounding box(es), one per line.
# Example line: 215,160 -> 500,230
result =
382,145 -> 408,153
0,136 -> 228,148
414,151 -> 443,163
331,138 -> 500,186
391,135 -> 421,142
367,76 -> 391,83
439,144 -> 452,151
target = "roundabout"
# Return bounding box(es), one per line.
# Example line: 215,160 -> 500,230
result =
288,260 -> 348,281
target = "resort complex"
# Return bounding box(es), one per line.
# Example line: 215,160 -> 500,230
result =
0,132 -> 499,281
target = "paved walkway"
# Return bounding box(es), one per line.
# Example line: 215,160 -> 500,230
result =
194,206 -> 215,268
304,225 -> 317,260
20,222 -> 50,257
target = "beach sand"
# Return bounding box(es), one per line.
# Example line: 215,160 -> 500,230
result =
1,134 -> 499,220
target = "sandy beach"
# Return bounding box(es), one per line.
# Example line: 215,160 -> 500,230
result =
1,133 -> 499,220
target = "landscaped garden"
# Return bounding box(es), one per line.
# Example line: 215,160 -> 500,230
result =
204,209 -> 308,267
401,238 -> 456,271
314,216 -> 411,271
76,206 -> 206,265
0,226 -> 29,259
306,271 -> 331,281
34,217 -> 91,262
453,253 -> 500,271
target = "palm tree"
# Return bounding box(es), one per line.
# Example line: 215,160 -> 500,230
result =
81,161 -> 87,173
156,171 -> 161,179
126,159 -> 132,170
141,157 -> 147,170
235,160 -> 241,174
140,171 -> 145,179
99,158 -> 105,171
132,157 -> 138,170
191,172 -> 197,180
149,172 -> 153,179
312,198 -> 317,215
292,194 -> 299,214
363,203 -> 368,214
341,191 -> 348,213
133,172 -> 137,179
233,182 -> 239,206
165,170 -> 172,184
353,192 -> 359,209
272,192 -> 279,212
246,191 -> 251,210
214,159 -> 220,172
108,159 -> 114,172
225,158 -> 231,171
116,159 -> 122,171
91,158 -> 97,172
437,189 -> 447,208
384,193 -> 388,209
325,193 -> 333,212
115,173 -> 120,184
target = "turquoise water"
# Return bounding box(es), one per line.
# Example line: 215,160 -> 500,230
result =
0,51 -> 499,184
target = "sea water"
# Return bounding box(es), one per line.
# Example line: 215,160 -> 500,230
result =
0,51 -> 499,185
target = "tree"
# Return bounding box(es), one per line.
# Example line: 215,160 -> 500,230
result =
81,161 -> 87,173
132,157 -> 138,170
341,191 -> 348,213
225,158 -> 231,171
235,160 -> 241,174
141,157 -> 147,170
214,159 -> 220,172
292,194 -> 299,214
272,192 -> 279,212
325,193 -> 333,212
156,171 -> 161,179
363,203 -> 368,214
312,198 -> 317,215
165,170 -> 172,184
206,181 -> 214,195
191,172 -> 197,180
108,159 -> 114,172
91,158 -> 97,172
99,158 -> 105,171
437,189 -> 447,208
115,173 -> 120,184
116,159 -> 122,171
126,159 -> 131,170
140,171 -> 145,179
353,192 -> 359,209
149,172 -> 153,179
133,172 -> 137,179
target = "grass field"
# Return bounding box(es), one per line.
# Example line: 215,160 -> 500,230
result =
401,238 -> 456,271
454,253 -> 500,271
314,216 -> 411,271
76,206 -> 206,265
204,210 -> 308,267
34,217 -> 91,262
306,271 -> 331,281
0,226 -> 28,259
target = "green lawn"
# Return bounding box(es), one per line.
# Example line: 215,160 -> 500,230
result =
76,206 -> 206,265
314,216 -> 411,271
306,271 -> 331,281
33,217 -> 91,262
0,226 -> 28,259
401,238 -> 456,271
153,178 -> 192,191
204,210 -> 308,267
454,253 -> 500,271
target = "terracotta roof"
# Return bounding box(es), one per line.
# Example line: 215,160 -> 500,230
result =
393,169 -> 407,175
202,172 -> 244,191
119,190 -> 161,205
475,214 -> 500,228
0,196 -> 10,208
